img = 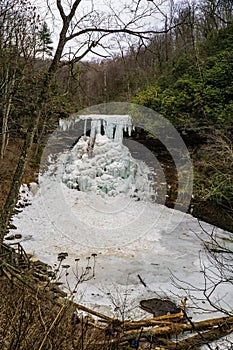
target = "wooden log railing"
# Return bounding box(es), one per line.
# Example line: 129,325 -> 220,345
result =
0,242 -> 30,269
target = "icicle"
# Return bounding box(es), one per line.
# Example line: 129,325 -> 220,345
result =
105,121 -> 114,139
97,119 -> 101,134
79,115 -> 132,144
114,124 -> 123,142
128,124 -> 132,136
90,120 -> 97,139
59,119 -> 68,131
84,119 -> 87,136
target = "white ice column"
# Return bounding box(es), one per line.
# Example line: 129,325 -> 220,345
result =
90,120 -> 97,139
97,119 -> 101,134
128,124 -> 132,136
105,121 -> 114,139
114,123 -> 123,142
84,119 -> 87,136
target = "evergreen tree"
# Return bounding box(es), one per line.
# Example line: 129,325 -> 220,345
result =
37,22 -> 53,59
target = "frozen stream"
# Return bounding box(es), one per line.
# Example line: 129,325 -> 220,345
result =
6,114 -> 233,348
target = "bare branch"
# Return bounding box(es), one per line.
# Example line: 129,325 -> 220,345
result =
56,0 -> 66,20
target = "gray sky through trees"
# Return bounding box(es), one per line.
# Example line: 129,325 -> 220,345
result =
33,0 -> 170,60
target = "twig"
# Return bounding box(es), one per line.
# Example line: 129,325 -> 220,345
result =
137,274 -> 147,287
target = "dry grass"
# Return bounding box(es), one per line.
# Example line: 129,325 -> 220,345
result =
0,273 -> 131,350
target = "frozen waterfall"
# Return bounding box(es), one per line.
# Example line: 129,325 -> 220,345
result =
62,114 -> 155,201
80,114 -> 132,142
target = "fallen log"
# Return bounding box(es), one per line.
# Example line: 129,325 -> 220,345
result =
94,316 -> 233,347
158,325 -> 233,349
74,302 -> 113,322
124,315 -> 233,335
123,311 -> 185,330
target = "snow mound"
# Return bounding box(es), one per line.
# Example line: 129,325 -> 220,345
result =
62,134 -> 155,201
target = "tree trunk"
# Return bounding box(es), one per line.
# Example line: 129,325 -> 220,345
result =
1,68 -> 15,158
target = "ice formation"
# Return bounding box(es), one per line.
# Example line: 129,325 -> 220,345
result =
62,115 -> 155,201
59,114 -> 132,141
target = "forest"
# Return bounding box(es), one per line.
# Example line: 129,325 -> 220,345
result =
0,0 -> 232,234
0,0 -> 232,349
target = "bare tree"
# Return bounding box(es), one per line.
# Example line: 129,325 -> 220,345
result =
45,0 -> 179,74
0,0 -> 40,158
197,0 -> 233,37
